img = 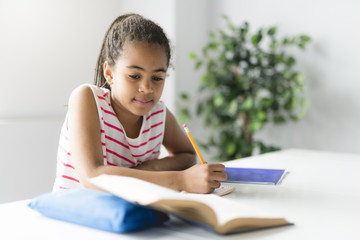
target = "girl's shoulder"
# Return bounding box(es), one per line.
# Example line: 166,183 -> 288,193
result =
81,84 -> 109,95
70,84 -> 109,100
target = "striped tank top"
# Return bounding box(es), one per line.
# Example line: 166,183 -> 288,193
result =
53,84 -> 166,191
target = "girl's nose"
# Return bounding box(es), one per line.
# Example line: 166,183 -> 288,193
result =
138,79 -> 153,93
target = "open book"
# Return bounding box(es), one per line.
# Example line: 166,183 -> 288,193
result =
88,174 -> 291,234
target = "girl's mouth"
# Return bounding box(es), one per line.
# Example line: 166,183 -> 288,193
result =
134,99 -> 153,105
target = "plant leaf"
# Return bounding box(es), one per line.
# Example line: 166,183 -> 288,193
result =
189,52 -> 197,60
267,26 -> 277,36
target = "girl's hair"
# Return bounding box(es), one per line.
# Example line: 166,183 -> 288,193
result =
94,13 -> 171,90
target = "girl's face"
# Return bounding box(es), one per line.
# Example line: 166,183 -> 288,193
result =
105,41 -> 168,120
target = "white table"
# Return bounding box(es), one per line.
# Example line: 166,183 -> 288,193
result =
1,149 -> 360,239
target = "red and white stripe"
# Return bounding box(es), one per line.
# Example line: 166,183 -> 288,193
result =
53,84 -> 166,191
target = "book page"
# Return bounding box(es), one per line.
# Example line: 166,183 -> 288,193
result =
182,184 -> 235,196
88,175 -> 284,226
212,184 -> 235,196
180,193 -> 283,226
88,175 -> 197,204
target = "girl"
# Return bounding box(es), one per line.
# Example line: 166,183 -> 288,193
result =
53,13 -> 227,194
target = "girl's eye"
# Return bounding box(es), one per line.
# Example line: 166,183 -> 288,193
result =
152,76 -> 164,81
129,75 -> 140,79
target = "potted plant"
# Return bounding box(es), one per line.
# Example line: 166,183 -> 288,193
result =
178,16 -> 311,161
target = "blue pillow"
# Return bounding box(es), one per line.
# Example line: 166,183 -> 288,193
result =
28,188 -> 168,233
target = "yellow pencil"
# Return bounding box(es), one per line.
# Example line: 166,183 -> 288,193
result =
183,124 -> 206,164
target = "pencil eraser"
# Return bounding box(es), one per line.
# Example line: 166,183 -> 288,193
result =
183,123 -> 187,128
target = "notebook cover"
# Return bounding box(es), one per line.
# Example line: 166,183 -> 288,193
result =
224,167 -> 286,185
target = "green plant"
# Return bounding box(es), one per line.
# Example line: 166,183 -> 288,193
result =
178,16 -> 311,161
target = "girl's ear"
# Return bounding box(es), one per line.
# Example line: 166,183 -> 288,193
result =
103,61 -> 114,85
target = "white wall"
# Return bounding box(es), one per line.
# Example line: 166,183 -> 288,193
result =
211,0 -> 360,154
174,1 -> 209,115
0,0 -> 175,203
1,0 -> 359,203
0,0 -> 175,118
175,0 -> 360,158
0,118 -> 62,203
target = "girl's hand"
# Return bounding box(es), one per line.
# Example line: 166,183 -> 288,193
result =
180,163 -> 227,194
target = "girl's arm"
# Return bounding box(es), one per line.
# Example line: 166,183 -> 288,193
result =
68,85 -> 226,193
133,107 -> 196,171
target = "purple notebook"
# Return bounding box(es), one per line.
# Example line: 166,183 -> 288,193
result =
224,167 -> 286,185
